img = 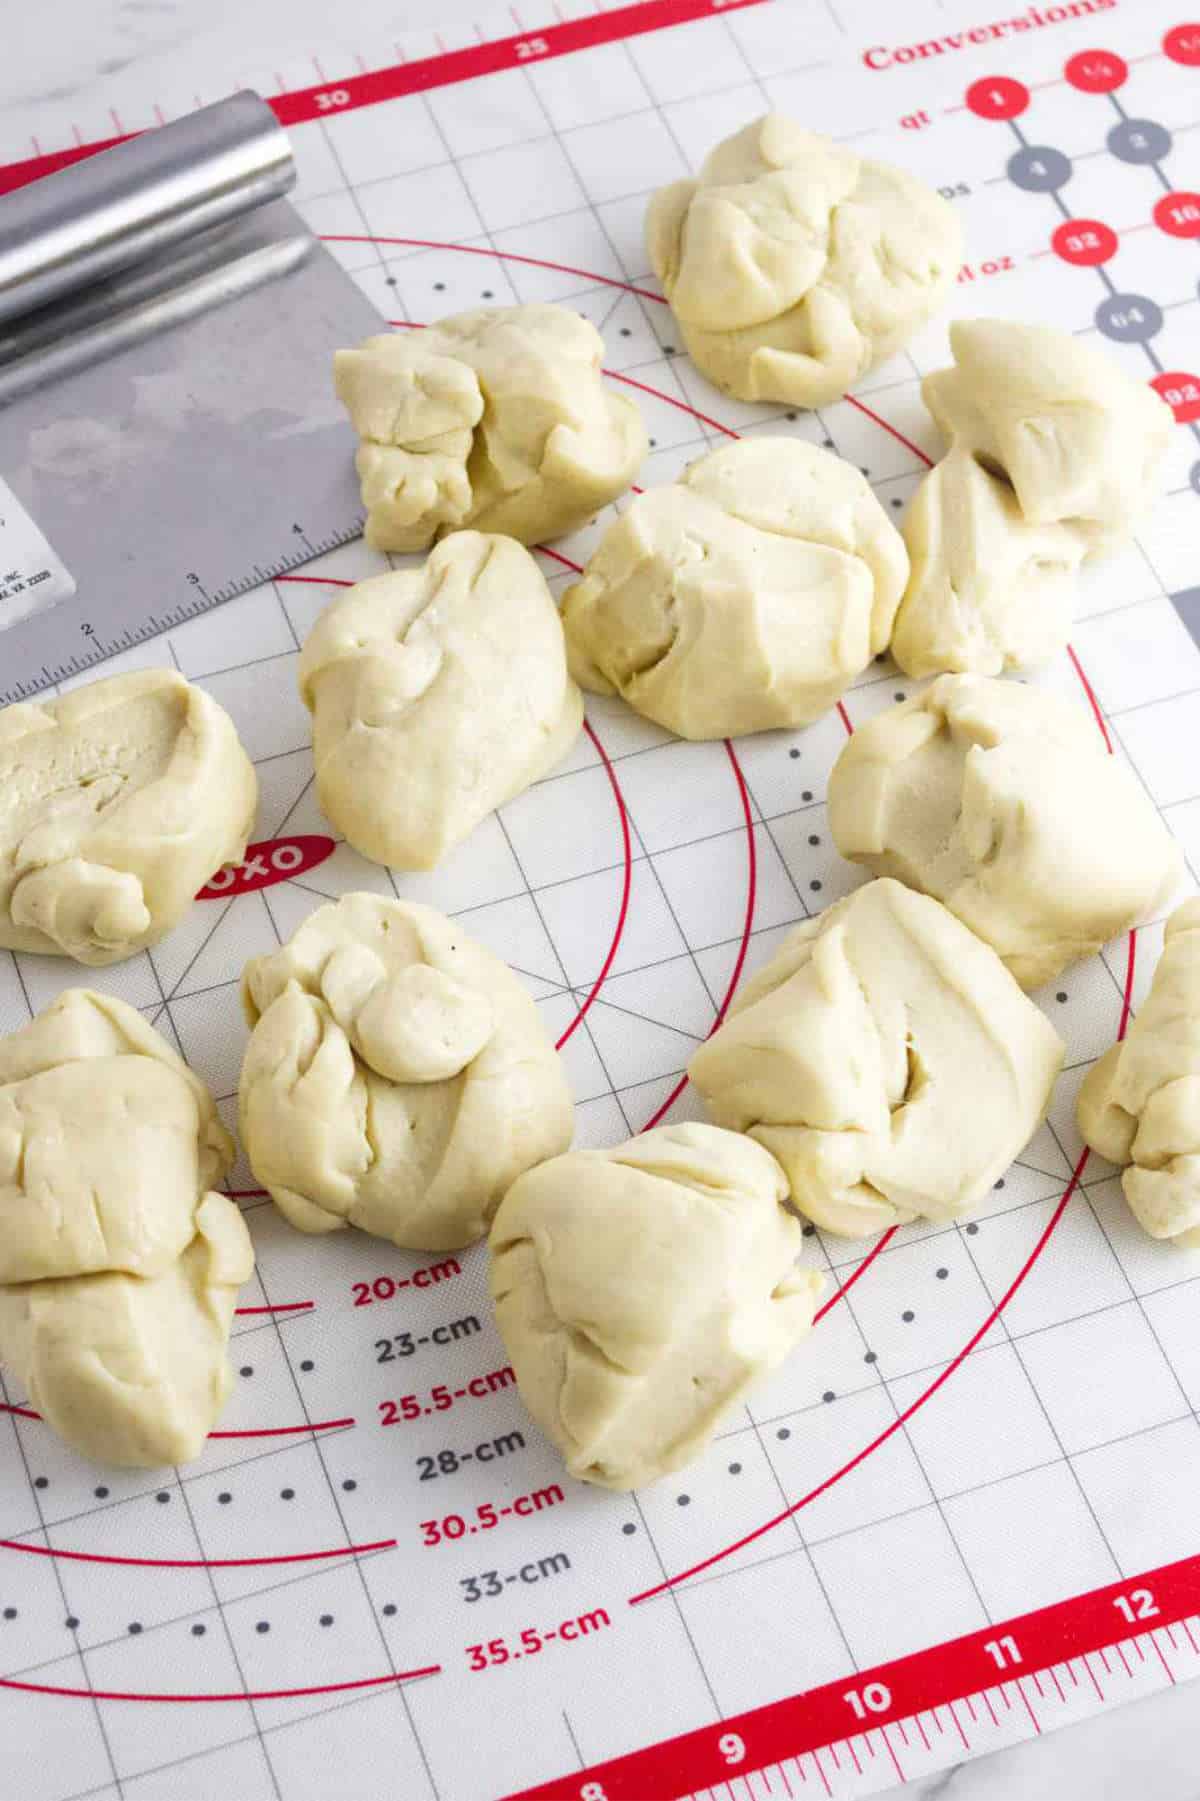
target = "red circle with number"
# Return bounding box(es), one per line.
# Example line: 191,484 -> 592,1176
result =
965,76 -> 1030,120
1051,218 -> 1118,265
1153,191 -> 1200,238
1151,371 -> 1200,424
1163,23 -> 1200,64
1064,49 -> 1128,91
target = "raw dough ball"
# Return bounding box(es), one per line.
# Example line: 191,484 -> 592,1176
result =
299,532 -> 582,869
689,878 -> 1064,1236
336,305 -> 647,552
489,1122 -> 821,1489
828,675 -> 1181,990
0,669 -> 257,965
892,320 -> 1173,677
240,893 -> 573,1251
1078,900 -> 1200,1246
646,116 -> 961,407
562,438 -> 908,739
0,990 -> 253,1466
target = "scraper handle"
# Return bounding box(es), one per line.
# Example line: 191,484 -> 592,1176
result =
0,91 -> 295,327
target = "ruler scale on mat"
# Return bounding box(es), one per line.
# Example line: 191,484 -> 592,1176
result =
0,3 -> 1199,1800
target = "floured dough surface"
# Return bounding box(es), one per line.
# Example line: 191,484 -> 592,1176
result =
562,438 -> 908,739
0,990 -> 253,1466
1078,900 -> 1200,1247
336,305 -> 646,552
300,532 -> 582,870
828,675 -> 1181,989
689,878 -> 1064,1236
646,116 -> 961,407
240,893 -> 574,1252
0,669 -> 257,965
489,1122 -> 820,1490
892,320 -> 1173,677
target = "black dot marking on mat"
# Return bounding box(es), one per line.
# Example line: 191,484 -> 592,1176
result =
239,1366 -> 253,1378
802,789 -> 813,802
65,1617 -> 79,1630
786,412 -> 797,421
156,1491 -> 170,1504
891,497 -> 903,508
383,1603 -> 398,1616
434,282 -> 446,291
218,1492 -> 232,1505
620,328 -> 632,337
823,438 -> 834,449
822,1391 -> 836,1403
664,345 -> 676,355
281,1488 -> 295,1501
482,290 -> 494,299
676,1494 -> 690,1507
342,1479 -> 357,1492
789,747 -> 801,759
94,1486 -> 109,1499
33,1477 -> 47,1489
3,1608 -> 16,1620
809,834 -> 820,846
191,1624 -> 206,1637
385,277 -> 397,286
810,880 -> 822,892
256,1621 -> 270,1634
728,1462 -> 742,1475
864,1351 -> 877,1364
894,692 -> 906,702
622,1523 -> 636,1535
1057,991 -> 1068,1003
902,1310 -> 915,1323
860,466 -> 869,477
776,1427 -> 791,1441
994,1179 -> 1005,1191
128,1622 -> 143,1635
936,1268 -> 949,1280
320,1614 -> 334,1627
803,1225 -> 816,1237
966,1222 -> 980,1235
300,1360 -> 314,1372
649,438 -> 658,448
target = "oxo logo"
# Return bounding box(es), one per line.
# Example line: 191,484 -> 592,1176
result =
196,835 -> 336,900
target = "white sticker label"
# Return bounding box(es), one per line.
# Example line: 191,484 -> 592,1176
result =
0,477 -> 76,629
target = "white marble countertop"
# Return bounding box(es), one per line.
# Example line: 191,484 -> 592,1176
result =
6,4 -> 1199,1797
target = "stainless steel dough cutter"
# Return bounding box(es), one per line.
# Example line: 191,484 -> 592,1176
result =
0,92 -> 384,703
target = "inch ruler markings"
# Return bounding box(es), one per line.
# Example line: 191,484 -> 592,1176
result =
510,1551 -> 1200,1799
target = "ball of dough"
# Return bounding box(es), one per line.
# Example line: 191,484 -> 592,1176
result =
562,438 -> 908,739
0,669 -> 257,965
1078,900 -> 1200,1247
892,319 -> 1173,677
689,878 -> 1064,1237
646,116 -> 961,408
240,893 -> 574,1252
828,675 -> 1181,990
0,990 -> 253,1466
335,305 -> 647,553
489,1122 -> 821,1490
299,532 -> 583,869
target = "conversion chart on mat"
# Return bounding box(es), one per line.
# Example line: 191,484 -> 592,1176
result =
1,0 -> 1200,1796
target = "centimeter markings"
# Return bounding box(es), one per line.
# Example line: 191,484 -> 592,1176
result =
510,1550 -> 1200,1800
0,521 -> 361,707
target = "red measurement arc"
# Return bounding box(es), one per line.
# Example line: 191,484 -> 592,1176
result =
0,1666 -> 442,1705
0,1536 -> 395,1570
0,1401 -> 353,1440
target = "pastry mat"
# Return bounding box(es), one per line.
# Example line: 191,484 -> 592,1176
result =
0,1 -> 1199,1795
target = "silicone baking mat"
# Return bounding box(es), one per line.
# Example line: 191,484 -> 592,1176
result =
1,2 -> 1199,1796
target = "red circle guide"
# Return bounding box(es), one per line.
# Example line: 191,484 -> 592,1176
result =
1052,218 -> 1119,266
1063,48 -> 1128,92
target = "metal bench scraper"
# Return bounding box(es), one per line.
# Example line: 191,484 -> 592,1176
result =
0,92 -> 385,703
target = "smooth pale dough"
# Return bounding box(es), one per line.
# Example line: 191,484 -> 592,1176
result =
892,319 -> 1173,677
646,116 -> 961,408
1078,901 -> 1200,1247
489,1122 -> 821,1490
689,879 -> 1064,1237
240,893 -> 574,1252
299,533 -> 582,870
828,675 -> 1181,990
335,305 -> 646,552
0,669 -> 257,965
0,990 -> 253,1466
562,438 -> 908,739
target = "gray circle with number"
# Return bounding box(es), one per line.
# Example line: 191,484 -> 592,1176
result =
1007,144 -> 1073,192
1094,292 -> 1164,343
1107,118 -> 1172,164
